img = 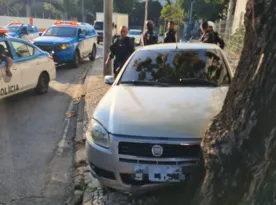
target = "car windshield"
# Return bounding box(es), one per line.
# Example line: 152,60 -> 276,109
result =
94,22 -> 103,30
129,30 -> 142,35
7,26 -> 20,32
43,26 -> 77,37
120,49 -> 231,87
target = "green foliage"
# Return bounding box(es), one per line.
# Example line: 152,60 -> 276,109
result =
229,26 -> 245,56
130,0 -> 162,29
114,0 -> 134,14
177,0 -> 228,21
160,4 -> 184,26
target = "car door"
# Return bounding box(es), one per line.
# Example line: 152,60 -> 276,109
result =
77,28 -> 86,58
0,40 -> 22,99
10,40 -> 39,90
84,28 -> 93,55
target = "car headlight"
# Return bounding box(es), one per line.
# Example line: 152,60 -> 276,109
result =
86,119 -> 109,148
60,43 -> 71,50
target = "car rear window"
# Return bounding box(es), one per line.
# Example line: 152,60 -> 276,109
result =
120,49 -> 231,86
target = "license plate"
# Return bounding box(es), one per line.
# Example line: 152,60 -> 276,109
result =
133,165 -> 184,182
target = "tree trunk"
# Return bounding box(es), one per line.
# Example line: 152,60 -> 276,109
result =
189,0 -> 276,204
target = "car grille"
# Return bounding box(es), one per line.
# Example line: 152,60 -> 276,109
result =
35,44 -> 60,52
118,142 -> 201,158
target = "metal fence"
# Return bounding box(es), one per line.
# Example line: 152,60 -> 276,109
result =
215,17 -> 245,70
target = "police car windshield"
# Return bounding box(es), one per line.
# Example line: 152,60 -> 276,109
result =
43,26 -> 77,37
7,26 -> 20,32
120,49 -> 231,87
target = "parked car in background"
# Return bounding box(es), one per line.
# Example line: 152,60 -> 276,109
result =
85,43 -> 233,192
0,29 -> 56,100
33,21 -> 97,68
5,22 -> 40,42
127,29 -> 142,45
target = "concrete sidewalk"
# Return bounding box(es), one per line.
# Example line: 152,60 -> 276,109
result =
71,58 -> 158,205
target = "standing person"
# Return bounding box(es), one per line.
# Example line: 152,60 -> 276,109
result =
105,26 -> 135,77
200,21 -> 215,44
0,45 -> 13,77
142,20 -> 158,46
164,21 -> 177,43
208,21 -> 225,49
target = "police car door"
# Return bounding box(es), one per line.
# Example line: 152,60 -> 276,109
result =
78,28 -> 86,58
10,40 -> 38,90
84,28 -> 93,56
0,40 -> 21,99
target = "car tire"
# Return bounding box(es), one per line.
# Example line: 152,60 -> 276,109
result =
71,50 -> 80,68
89,44 -> 97,61
34,72 -> 49,94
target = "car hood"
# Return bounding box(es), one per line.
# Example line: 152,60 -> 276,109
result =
93,86 -> 229,139
33,36 -> 74,44
128,35 -> 140,38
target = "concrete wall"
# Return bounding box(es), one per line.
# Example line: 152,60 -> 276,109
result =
231,0 -> 247,33
0,16 -> 57,31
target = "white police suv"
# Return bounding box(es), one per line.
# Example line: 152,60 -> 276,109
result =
0,29 -> 56,100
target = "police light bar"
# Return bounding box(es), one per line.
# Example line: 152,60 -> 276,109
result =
0,29 -> 8,34
9,22 -> 24,26
54,20 -> 78,26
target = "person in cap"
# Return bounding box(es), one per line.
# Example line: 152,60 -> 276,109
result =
208,21 -> 225,49
200,21 -> 215,44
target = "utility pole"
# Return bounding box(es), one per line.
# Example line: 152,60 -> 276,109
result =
144,0 -> 148,32
103,0 -> 113,76
225,0 -> 234,39
81,0 -> 85,22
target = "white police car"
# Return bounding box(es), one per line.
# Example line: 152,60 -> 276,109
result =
0,29 -> 56,100
5,22 -> 40,42
33,21 -> 97,68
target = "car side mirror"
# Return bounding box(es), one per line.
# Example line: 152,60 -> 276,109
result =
104,75 -> 114,85
79,33 -> 85,39
39,32 -> 42,36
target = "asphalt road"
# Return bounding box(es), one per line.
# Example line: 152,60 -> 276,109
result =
0,46 -> 103,205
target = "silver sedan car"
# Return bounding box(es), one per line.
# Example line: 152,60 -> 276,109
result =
86,43 -> 233,192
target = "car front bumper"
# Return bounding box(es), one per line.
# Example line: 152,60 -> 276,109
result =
86,134 -> 201,192
52,49 -> 75,63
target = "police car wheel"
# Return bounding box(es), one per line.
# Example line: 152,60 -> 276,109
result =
89,45 -> 96,61
34,73 -> 49,94
71,51 -> 80,68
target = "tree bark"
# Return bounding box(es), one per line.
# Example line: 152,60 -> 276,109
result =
189,0 -> 276,204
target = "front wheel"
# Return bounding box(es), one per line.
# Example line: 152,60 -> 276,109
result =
89,45 -> 97,61
71,50 -> 80,68
34,73 -> 49,94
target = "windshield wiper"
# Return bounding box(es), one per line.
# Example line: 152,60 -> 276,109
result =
120,80 -> 169,87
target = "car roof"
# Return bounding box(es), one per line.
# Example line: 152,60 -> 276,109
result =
129,29 -> 142,31
138,43 -> 221,51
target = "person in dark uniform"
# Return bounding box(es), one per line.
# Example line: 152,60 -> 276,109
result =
164,21 -> 177,43
0,44 -> 13,77
208,21 -> 225,49
142,20 -> 158,46
105,26 -> 135,77
200,21 -> 215,44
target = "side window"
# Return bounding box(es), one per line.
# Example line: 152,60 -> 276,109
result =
27,45 -> 35,55
28,27 -> 33,33
0,41 -> 12,59
11,41 -> 31,58
82,29 -> 88,36
91,29 -> 96,36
